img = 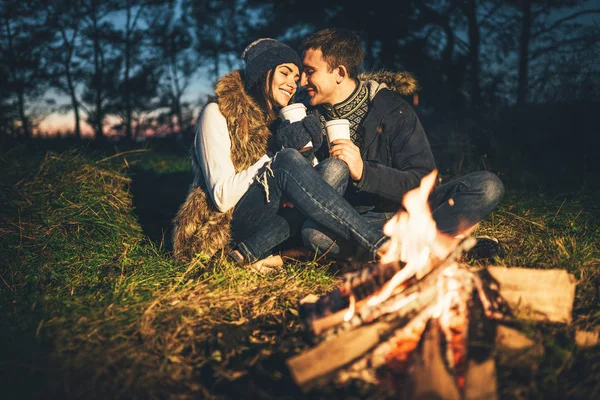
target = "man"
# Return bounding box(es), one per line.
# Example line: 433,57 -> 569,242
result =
297,28 -> 505,261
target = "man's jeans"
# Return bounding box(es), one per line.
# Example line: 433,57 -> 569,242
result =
230,149 -> 386,262
302,170 -> 505,259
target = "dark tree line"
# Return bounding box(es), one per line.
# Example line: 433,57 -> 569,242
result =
1,0 -> 598,143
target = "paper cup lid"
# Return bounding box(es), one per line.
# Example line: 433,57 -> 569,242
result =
281,103 -> 306,111
325,119 -> 350,127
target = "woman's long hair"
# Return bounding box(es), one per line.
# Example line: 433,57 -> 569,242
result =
245,69 -> 278,121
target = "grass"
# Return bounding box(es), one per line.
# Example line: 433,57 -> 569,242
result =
1,142 -> 599,399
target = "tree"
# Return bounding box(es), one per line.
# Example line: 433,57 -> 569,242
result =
147,4 -> 197,142
185,0 -> 271,83
0,0 -> 49,137
78,0 -> 122,140
44,0 -> 88,138
500,0 -> 600,104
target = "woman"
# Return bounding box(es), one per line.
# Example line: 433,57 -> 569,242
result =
172,38 -> 387,266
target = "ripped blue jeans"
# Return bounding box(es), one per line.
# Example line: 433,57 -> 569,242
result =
229,149 -> 387,263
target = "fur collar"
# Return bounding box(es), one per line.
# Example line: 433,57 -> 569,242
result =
359,71 -> 419,100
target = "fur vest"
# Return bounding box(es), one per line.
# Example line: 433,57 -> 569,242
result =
172,70 -> 274,262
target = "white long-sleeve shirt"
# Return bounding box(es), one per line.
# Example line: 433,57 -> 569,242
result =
194,103 -> 271,212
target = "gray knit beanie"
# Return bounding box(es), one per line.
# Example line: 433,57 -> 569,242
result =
242,38 -> 302,87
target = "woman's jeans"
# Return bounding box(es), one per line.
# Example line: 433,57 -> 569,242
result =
302,170 -> 505,259
230,149 -> 387,262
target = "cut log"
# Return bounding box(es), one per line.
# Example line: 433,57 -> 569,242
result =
464,358 -> 497,400
286,319 -> 396,391
495,325 -> 544,368
408,319 -> 461,400
338,306 -> 435,382
480,267 -> 576,324
575,330 -> 599,348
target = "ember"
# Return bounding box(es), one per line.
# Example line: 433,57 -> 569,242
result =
286,170 -> 578,399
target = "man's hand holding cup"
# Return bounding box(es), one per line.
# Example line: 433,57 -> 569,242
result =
326,119 -> 363,181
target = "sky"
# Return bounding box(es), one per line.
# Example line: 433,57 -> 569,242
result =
38,73 -> 215,137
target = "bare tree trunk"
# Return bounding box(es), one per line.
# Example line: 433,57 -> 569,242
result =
70,83 -> 81,138
380,36 -> 396,70
64,52 -> 81,138
3,14 -> 30,137
363,32 -> 375,69
517,0 -> 532,105
17,91 -> 30,138
90,4 -> 103,140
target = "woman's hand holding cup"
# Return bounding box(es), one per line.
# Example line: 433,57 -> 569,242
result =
279,103 -> 312,152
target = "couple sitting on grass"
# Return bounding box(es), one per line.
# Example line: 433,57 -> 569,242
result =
172,28 -> 505,270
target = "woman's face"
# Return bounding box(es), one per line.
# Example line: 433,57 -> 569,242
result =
269,63 -> 300,108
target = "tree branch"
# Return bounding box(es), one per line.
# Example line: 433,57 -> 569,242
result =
532,9 -> 600,38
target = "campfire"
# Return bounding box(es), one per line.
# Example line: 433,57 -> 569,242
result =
286,170 -> 578,399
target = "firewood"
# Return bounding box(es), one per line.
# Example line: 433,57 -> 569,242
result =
301,237 -> 477,336
310,261 -> 444,337
338,306 -> 435,382
495,325 -> 544,368
286,319 -> 399,390
575,330 -> 599,348
408,318 -> 461,400
464,358 -> 497,400
480,267 -> 576,324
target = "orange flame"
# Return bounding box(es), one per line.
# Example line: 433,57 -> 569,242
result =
367,170 -> 458,307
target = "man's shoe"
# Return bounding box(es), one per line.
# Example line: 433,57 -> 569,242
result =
464,236 -> 505,262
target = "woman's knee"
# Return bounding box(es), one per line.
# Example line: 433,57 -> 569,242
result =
273,148 -> 305,166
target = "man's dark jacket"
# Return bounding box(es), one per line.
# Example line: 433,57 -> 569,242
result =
305,71 -> 437,213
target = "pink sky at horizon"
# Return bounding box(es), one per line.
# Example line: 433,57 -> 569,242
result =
36,77 -> 213,137
37,104 -> 206,139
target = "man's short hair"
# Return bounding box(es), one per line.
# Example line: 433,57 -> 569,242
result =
302,28 -> 364,79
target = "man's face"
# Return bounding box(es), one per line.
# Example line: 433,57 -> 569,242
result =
270,63 -> 300,108
301,48 -> 339,106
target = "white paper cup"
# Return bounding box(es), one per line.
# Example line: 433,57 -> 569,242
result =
279,103 -> 312,150
279,103 -> 307,123
325,119 -> 350,145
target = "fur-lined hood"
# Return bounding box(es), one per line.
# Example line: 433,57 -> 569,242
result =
358,70 -> 419,100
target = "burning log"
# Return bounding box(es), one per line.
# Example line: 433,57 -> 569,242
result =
301,237 -> 478,338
